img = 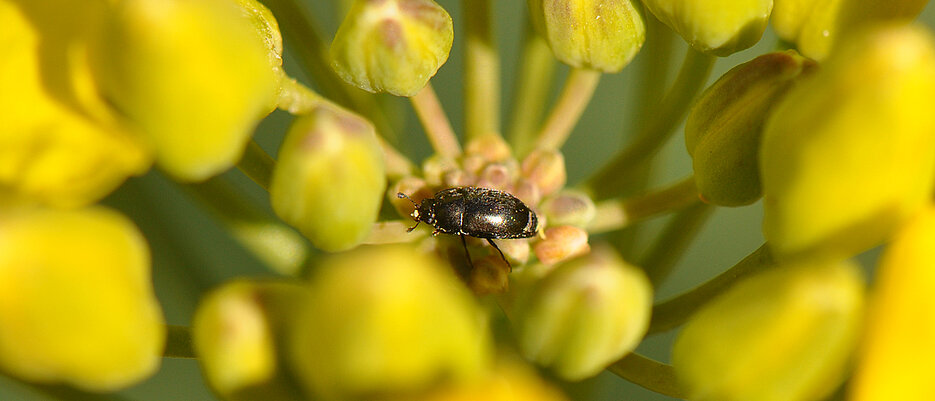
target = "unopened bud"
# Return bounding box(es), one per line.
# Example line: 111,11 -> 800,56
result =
534,225 -> 589,265
469,255 -> 511,295
540,190 -> 596,227
477,164 -> 513,191
513,247 -> 652,380
527,0 -> 645,72
422,154 -> 460,187
642,0 -> 772,56
521,149 -> 566,197
686,51 -> 815,206
466,134 -> 512,163
330,0 -> 454,96
673,259 -> 864,401
270,103 -> 386,252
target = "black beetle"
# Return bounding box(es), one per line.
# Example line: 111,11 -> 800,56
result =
398,187 -> 538,269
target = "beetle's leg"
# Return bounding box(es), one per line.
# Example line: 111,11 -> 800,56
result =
460,234 -> 475,269
432,228 -> 441,236
406,221 -> 420,232
485,238 -> 511,272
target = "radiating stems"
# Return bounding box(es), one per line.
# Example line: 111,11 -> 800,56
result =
411,84 -> 462,159
642,202 -> 714,287
183,177 -> 309,276
533,68 -> 602,151
380,137 -> 417,180
648,244 -> 775,334
607,353 -> 688,399
587,177 -> 700,234
508,22 -> 557,156
362,221 -> 427,244
463,0 -> 500,141
586,48 -> 715,199
237,140 -> 276,191
164,325 -> 195,359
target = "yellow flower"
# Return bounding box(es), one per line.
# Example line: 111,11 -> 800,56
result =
527,0 -> 645,72
850,207 -> 935,401
0,206 -> 165,391
760,24 -> 935,259
330,0 -> 454,96
673,259 -> 864,401
641,0 -> 773,56
0,0 -> 150,208
93,0 -> 281,181
422,359 -> 568,401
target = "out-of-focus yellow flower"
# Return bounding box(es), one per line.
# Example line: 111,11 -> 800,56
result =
270,101 -> 386,252
93,0 -> 280,181
0,206 -> 165,391
760,24 -> 935,259
422,358 -> 568,401
772,0 -> 928,61
330,0 -> 453,96
288,245 -> 491,400
686,51 -> 815,206
513,246 -> 651,381
0,0 -> 150,208
641,0 -> 773,56
526,0 -> 645,72
193,279 -> 307,401
850,207 -> 935,401
672,259 -> 864,401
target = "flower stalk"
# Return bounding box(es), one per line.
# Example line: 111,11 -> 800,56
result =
411,84 -> 463,158
464,0 -> 500,141
586,177 -> 700,234
533,68 -> 602,151
508,21 -> 557,156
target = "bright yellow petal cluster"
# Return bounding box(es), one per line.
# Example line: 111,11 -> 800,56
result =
0,207 -> 165,391
0,0 -> 150,208
850,207 -> 935,401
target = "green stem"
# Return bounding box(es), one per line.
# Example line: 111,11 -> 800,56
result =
585,48 -> 715,199
607,353 -> 687,399
277,76 -> 324,115
463,0 -> 500,141
411,84 -> 462,159
533,68 -> 602,151
507,21 -> 556,156
164,325 -> 195,359
183,177 -> 309,276
586,177 -> 699,234
237,141 -> 276,191
642,202 -> 714,287
648,243 -> 775,334
380,137 -> 417,180
627,12 -> 676,135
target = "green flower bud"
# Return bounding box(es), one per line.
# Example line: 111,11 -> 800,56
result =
672,259 -> 864,401
526,0 -> 645,72
193,280 -> 306,401
0,207 -> 165,391
289,245 -> 491,400
330,0 -> 454,96
773,0 -> 928,61
270,103 -> 385,252
686,51 -> 816,206
760,24 -> 935,259
513,247 -> 652,380
540,190 -> 596,227
94,0 -> 280,181
534,226 -> 589,265
641,0 -> 772,56
0,0 -> 151,208
851,206 -> 935,401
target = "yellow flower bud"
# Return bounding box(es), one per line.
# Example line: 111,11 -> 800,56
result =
330,0 -> 454,96
270,103 -> 386,252
686,51 -> 815,206
526,0 -> 645,72
422,359 -> 569,401
513,247 -> 651,380
0,207 -> 165,391
760,24 -> 935,259
94,0 -> 281,181
0,0 -> 150,208
773,0 -> 928,61
193,279 -> 306,401
233,0 -> 284,78
641,0 -> 772,56
533,225 -> 589,265
288,245 -> 491,400
850,207 -> 935,401
672,259 -> 864,401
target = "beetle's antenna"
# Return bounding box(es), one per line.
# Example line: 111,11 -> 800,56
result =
397,193 -> 421,232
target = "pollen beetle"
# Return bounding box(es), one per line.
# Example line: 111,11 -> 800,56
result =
398,187 -> 539,269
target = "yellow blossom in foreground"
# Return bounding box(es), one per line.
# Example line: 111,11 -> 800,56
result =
850,207 -> 935,401
94,0 -> 280,181
641,0 -> 773,56
0,0 -> 150,208
0,207 -> 165,391
422,359 -> 568,401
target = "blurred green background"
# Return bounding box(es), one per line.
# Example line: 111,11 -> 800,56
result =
4,1 -> 935,400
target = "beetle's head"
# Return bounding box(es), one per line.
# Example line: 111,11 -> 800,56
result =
397,192 -> 433,232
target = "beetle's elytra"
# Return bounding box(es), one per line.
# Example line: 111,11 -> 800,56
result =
398,187 -> 539,269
